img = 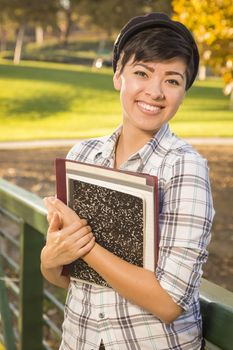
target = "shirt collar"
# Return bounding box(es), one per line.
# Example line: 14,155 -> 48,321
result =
94,125 -> 122,162
138,123 -> 173,167
94,123 -> 173,166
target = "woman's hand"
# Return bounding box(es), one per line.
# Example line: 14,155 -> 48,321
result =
44,196 -> 79,228
41,211 -> 95,270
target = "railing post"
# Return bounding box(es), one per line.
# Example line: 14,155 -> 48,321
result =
0,254 -> 17,350
19,221 -> 44,350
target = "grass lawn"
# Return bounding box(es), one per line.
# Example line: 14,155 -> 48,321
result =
0,59 -> 232,141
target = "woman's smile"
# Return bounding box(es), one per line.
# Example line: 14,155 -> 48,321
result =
136,100 -> 165,114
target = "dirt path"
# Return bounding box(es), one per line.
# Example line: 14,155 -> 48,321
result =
0,145 -> 232,291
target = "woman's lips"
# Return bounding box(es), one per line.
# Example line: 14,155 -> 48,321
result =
137,101 -> 164,114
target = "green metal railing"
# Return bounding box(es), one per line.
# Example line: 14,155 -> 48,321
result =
0,178 -> 233,350
0,178 -> 64,350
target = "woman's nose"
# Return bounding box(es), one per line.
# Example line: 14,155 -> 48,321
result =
145,80 -> 165,101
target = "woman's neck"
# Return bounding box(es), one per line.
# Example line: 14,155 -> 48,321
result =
115,127 -> 153,169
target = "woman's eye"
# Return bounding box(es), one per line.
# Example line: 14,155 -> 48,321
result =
166,79 -> 180,86
134,71 -> 147,78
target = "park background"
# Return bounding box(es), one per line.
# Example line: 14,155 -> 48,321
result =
0,0 -> 233,279
0,0 -> 232,284
0,1 -> 232,347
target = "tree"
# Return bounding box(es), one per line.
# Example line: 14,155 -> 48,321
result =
172,0 -> 233,108
78,0 -> 172,37
56,0 -> 79,44
75,0 -> 172,59
0,0 -> 59,63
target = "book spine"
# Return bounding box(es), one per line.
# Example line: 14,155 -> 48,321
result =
55,159 -> 67,204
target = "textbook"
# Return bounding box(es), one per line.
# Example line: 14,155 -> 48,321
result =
56,158 -> 159,288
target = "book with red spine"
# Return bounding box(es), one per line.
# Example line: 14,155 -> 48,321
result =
56,158 -> 159,288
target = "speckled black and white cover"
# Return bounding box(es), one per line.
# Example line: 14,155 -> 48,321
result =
56,158 -> 159,288
69,179 -> 144,287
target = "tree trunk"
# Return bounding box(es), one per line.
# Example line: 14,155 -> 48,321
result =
14,25 -> 25,64
35,25 -> 44,45
230,90 -> 233,110
224,81 -> 233,110
0,27 -> 7,52
199,65 -> 207,80
63,10 -> 72,45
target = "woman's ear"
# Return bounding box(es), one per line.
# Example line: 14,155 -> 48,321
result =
113,70 -> 122,91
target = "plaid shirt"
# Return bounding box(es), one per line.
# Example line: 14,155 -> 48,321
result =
60,123 -> 214,350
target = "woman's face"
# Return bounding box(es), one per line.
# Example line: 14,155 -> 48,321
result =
113,57 -> 187,137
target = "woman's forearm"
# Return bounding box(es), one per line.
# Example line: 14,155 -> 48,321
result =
83,244 -> 182,323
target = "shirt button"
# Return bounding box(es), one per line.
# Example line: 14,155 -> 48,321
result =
99,312 -> 105,319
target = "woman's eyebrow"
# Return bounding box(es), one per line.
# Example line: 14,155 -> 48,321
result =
132,63 -> 154,72
165,71 -> 184,80
132,63 -> 185,80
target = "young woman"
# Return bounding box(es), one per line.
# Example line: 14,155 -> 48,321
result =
41,13 -> 214,350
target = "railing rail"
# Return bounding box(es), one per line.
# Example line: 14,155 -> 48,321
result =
200,279 -> 233,350
0,178 -> 233,350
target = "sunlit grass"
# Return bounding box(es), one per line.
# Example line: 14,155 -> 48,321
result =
0,60 -> 232,141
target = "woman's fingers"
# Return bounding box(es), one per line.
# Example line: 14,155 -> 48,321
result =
48,212 -> 61,233
44,197 -> 81,227
47,217 -> 93,247
43,200 -> 95,267
67,226 -> 93,246
53,197 -> 70,212
44,196 -> 56,212
45,197 -> 74,216
59,219 -> 88,238
75,236 -> 96,258
54,198 -> 80,222
46,221 -> 95,266
62,233 -> 95,263
44,197 -> 60,225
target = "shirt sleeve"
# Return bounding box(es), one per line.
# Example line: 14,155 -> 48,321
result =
66,143 -> 83,160
155,152 -> 215,311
